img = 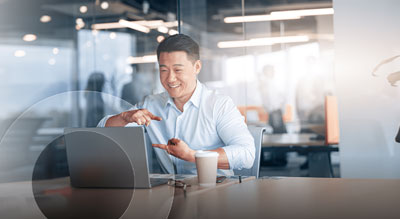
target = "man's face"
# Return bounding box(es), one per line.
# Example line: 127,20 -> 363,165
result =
159,51 -> 201,102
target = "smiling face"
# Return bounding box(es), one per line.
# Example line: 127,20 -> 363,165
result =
159,51 -> 201,106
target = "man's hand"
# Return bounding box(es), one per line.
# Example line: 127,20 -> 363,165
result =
105,109 -> 162,127
152,138 -> 196,162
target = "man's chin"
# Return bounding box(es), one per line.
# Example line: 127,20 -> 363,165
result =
166,90 -> 180,98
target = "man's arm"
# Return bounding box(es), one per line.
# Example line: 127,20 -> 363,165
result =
214,97 -> 255,170
153,139 -> 231,169
103,109 -> 162,127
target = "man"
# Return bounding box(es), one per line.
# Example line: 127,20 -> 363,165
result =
98,34 -> 254,176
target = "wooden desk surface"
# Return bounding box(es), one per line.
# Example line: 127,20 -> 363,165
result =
0,175 -> 253,219
171,177 -> 400,219
2,177 -> 399,219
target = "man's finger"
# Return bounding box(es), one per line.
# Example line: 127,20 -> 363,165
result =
143,115 -> 152,126
151,115 -> 162,121
170,138 -> 180,145
141,109 -> 162,121
152,144 -> 167,150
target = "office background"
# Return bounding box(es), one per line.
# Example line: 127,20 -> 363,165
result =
0,0 -> 399,182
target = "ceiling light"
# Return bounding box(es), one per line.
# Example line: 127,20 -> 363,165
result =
270,8 -> 334,17
135,20 -> 164,28
91,20 -> 167,30
157,26 -> 168,34
23,34 -> 37,42
168,29 -> 178,35
100,1 -> 109,10
217,35 -> 309,48
40,15 -> 52,23
224,14 -> 300,23
119,19 -> 150,33
163,21 -> 178,28
92,22 -> 123,30
109,32 -> 117,39
127,55 -> 157,64
224,8 -> 334,24
14,50 -> 26,57
157,35 -> 165,43
52,48 -> 59,55
76,18 -> 84,25
76,18 -> 85,29
79,5 -> 88,14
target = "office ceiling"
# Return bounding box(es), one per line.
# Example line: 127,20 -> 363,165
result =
0,0 -> 332,37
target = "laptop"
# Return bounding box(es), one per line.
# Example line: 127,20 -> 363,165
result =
64,127 -> 169,189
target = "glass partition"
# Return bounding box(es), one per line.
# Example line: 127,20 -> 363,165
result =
0,0 -> 335,182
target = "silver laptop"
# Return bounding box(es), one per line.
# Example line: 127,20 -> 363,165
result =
64,127 -> 169,189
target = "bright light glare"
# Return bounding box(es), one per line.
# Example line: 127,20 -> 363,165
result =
109,32 -> 117,39
224,8 -> 334,23
91,20 -> 171,30
217,36 -> 309,48
157,26 -> 168,33
127,55 -> 157,64
40,15 -> 52,23
23,34 -> 37,42
48,58 -> 56,65
80,5 -> 88,14
119,19 -> 150,33
100,1 -> 109,10
14,50 -> 26,57
76,18 -> 85,30
125,66 -> 133,74
168,29 -> 178,35
52,48 -> 59,55
157,35 -> 165,43
270,8 -> 334,17
224,14 -> 300,23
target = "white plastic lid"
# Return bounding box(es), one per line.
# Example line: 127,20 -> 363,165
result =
195,150 -> 219,158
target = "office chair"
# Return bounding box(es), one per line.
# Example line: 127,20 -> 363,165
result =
234,126 -> 266,178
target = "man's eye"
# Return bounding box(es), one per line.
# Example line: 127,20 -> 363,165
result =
175,69 -> 183,73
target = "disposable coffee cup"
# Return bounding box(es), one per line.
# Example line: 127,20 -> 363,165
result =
195,150 -> 219,187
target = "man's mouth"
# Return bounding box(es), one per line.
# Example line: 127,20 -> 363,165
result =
168,84 -> 180,88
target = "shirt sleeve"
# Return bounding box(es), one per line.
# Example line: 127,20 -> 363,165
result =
96,102 -> 142,127
215,97 -> 255,170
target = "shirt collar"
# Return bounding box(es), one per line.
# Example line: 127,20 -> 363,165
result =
188,80 -> 202,108
163,80 -> 202,109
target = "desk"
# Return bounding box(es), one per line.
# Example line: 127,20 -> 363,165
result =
262,133 -> 339,177
1,177 -> 399,218
171,177 -> 400,219
0,176 -> 252,218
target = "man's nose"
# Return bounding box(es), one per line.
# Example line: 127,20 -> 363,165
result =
167,72 -> 177,82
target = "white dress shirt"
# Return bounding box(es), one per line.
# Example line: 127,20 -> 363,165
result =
98,81 -> 255,176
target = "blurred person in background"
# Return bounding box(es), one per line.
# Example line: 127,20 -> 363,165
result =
85,72 -> 105,127
120,64 -> 153,107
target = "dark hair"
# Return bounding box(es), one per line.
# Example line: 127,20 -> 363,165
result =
156,34 -> 200,62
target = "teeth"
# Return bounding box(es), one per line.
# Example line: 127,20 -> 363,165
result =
169,84 -> 180,88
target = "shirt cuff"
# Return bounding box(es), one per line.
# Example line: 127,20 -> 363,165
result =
97,115 -> 113,127
222,145 -> 241,170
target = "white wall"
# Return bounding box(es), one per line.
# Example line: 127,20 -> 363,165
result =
334,0 -> 400,178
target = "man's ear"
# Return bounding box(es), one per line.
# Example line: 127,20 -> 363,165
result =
194,60 -> 202,75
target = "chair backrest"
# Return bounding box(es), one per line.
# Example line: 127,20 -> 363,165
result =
234,126 -> 266,178
325,96 -> 340,145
